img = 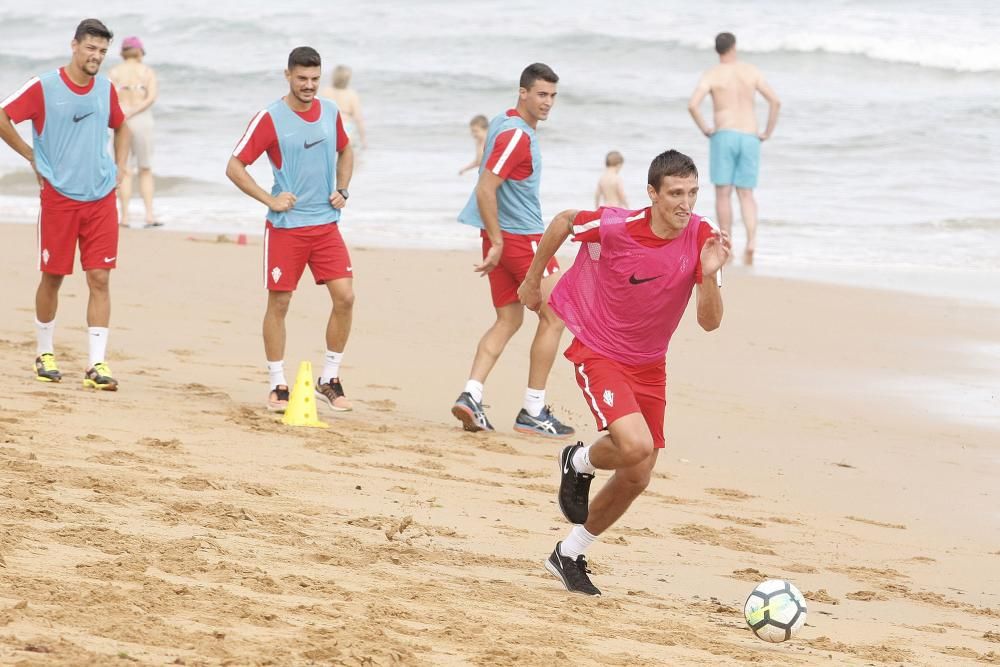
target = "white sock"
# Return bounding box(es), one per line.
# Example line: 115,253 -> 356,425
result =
35,318 -> 55,355
320,349 -> 343,384
560,525 -> 598,558
87,327 -> 108,367
464,379 -> 484,404
267,360 -> 287,389
572,444 -> 597,474
523,387 -> 545,417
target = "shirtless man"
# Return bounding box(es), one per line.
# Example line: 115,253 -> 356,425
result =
595,151 -> 627,208
319,65 -> 366,149
688,32 -> 780,265
109,36 -> 159,228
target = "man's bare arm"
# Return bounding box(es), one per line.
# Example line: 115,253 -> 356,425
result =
518,209 -> 577,311
226,155 -> 295,211
687,75 -> 714,137
0,107 -> 33,162
473,169 -> 504,274
112,122 -> 131,186
756,76 -> 781,140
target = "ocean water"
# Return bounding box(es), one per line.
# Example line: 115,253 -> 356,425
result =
1,0 -> 999,302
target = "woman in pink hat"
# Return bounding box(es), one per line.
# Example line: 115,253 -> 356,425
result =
109,36 -> 160,228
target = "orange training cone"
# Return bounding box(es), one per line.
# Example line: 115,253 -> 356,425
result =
282,361 -> 328,428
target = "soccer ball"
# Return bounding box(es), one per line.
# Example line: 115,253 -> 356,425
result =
743,579 -> 807,642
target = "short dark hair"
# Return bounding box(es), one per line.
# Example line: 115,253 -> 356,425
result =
288,46 -> 321,70
715,32 -> 736,55
74,18 -> 112,43
519,63 -> 558,90
647,150 -> 698,189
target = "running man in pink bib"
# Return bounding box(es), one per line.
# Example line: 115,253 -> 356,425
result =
518,150 -> 731,595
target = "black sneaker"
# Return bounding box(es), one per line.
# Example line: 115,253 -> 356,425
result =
545,542 -> 601,596
451,392 -> 494,432
513,405 -> 575,438
559,442 -> 594,524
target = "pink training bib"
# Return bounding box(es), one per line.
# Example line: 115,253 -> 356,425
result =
549,207 -> 703,366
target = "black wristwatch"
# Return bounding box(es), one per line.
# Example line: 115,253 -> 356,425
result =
337,188 -> 350,200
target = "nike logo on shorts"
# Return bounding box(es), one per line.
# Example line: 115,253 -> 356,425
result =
629,274 -> 662,285
104,256 -> 116,263
304,138 -> 326,149
73,112 -> 95,123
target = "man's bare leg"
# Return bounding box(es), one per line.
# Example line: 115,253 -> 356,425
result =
526,272 -> 565,390
85,269 -> 111,327
263,290 -> 292,363
468,302 -> 524,383
736,187 -> 758,265
324,277 -> 354,353
35,273 -> 63,323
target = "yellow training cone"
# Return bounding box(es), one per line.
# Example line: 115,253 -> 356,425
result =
282,361 -> 328,428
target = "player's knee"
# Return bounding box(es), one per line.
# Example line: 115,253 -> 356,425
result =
334,289 -> 355,311
619,435 -> 655,467
269,292 -> 292,316
85,270 -> 110,292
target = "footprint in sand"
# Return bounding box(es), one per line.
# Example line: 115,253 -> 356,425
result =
705,487 -> 754,500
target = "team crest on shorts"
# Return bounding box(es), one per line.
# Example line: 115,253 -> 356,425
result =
41,248 -> 50,265
271,266 -> 282,284
602,389 -> 614,407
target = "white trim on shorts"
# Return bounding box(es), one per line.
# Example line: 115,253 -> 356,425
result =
576,362 -> 608,429
262,224 -> 269,289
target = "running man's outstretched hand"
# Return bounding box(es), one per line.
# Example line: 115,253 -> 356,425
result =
518,279 -> 542,311
270,192 -> 297,212
700,229 -> 732,277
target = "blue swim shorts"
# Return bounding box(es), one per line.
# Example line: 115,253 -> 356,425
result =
709,130 -> 761,188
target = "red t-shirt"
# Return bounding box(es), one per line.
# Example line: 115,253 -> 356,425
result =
482,109 -> 533,180
572,207 -> 715,283
1,68 -> 125,205
232,99 -> 349,169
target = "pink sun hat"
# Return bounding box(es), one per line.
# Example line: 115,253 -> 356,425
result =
121,36 -> 145,54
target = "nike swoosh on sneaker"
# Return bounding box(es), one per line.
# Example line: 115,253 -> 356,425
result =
73,112 -> 94,123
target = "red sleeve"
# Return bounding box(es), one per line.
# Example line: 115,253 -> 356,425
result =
335,111 -> 349,150
1,78 -> 44,134
483,128 -> 531,179
233,111 -> 279,167
108,86 -> 125,128
695,219 -> 716,284
571,208 -> 605,243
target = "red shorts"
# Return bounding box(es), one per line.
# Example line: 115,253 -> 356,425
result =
37,187 -> 118,275
264,221 -> 352,291
481,230 -> 560,307
566,338 -> 667,448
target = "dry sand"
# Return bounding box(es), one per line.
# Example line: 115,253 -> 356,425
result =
0,222 -> 998,666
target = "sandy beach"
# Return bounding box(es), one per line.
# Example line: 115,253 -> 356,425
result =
0,222 -> 998,666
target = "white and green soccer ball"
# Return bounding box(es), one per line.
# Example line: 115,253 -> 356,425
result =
744,579 -> 807,642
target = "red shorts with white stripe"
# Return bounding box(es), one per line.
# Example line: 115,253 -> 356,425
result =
566,338 -> 667,448
38,187 -> 118,275
481,230 -> 560,307
264,221 -> 352,291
